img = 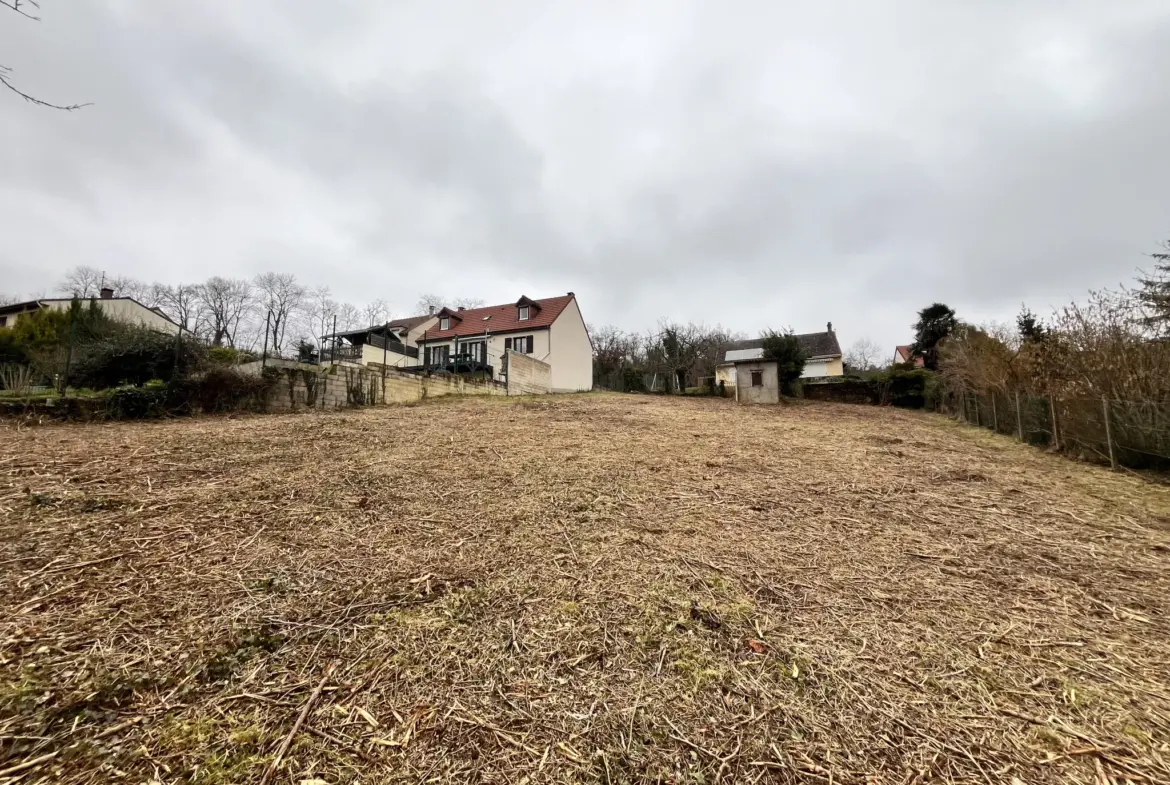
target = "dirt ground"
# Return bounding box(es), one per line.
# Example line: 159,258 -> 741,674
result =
2,394 -> 1169,784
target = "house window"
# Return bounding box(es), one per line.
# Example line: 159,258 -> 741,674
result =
751,370 -> 763,387
440,317 -> 450,331
425,345 -> 450,365
518,306 -> 530,321
506,335 -> 533,354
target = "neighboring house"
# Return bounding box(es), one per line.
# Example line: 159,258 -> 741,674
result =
320,314 -> 438,367
893,345 -> 926,367
0,287 -> 180,334
415,294 -> 592,392
714,324 -> 844,389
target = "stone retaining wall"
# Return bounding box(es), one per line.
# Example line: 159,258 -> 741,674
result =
506,351 -> 552,396
243,359 -> 511,411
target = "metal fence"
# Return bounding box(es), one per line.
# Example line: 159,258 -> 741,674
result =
952,389 -> 1170,472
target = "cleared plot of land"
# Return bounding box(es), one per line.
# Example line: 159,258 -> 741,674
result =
1,395 -> 1169,784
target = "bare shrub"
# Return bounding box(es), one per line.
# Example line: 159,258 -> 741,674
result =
0,363 -> 34,394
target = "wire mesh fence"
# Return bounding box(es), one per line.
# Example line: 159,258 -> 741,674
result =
951,388 -> 1170,472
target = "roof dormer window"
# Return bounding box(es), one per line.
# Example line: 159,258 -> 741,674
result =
518,305 -> 530,321
440,317 -> 450,331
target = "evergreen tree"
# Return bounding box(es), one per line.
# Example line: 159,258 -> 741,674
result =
911,303 -> 957,370
761,330 -> 807,394
1138,241 -> 1170,336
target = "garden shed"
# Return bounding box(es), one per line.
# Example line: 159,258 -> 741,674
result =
731,359 -> 780,404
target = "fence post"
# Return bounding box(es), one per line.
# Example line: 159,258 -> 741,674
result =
61,310 -> 78,394
381,321 -> 388,404
973,395 -> 980,427
172,323 -> 184,380
991,394 -> 998,432
261,311 -> 271,370
1049,396 -> 1060,450
1102,396 -> 1117,470
1015,390 -> 1023,441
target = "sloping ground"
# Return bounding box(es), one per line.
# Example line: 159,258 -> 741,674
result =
1,395 -> 1168,784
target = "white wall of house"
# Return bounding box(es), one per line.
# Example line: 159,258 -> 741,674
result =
0,305 -> 40,329
491,330 -> 551,365
801,357 -> 844,378
361,343 -> 416,368
421,330 -> 551,373
39,298 -> 180,334
547,298 -> 593,392
403,316 -> 438,346
803,359 -> 830,378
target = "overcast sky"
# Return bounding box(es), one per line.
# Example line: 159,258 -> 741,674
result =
3,1 -> 1169,353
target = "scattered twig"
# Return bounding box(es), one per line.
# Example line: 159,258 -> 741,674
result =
258,661 -> 337,785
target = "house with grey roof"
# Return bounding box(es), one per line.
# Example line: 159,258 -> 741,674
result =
714,323 -> 844,400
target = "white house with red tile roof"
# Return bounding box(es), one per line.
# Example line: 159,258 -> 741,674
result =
893,345 -> 926,367
416,294 -> 593,392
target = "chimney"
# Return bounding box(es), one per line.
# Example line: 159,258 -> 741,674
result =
428,305 -> 435,315
100,287 -> 114,300
567,291 -> 574,296
457,306 -> 465,311
827,321 -> 833,333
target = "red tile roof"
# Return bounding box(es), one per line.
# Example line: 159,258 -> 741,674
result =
894,345 -> 925,366
418,295 -> 576,340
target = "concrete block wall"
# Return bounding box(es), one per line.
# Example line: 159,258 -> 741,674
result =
506,351 -> 551,396
247,358 -> 510,411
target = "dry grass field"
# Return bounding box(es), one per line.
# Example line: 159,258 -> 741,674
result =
2,394 -> 1169,784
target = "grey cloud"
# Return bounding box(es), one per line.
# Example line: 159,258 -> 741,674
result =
2,1 -> 1169,350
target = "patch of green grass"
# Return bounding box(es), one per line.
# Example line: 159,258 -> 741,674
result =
154,714 -> 268,783
669,644 -> 727,691
0,669 -> 51,715
200,625 -> 285,684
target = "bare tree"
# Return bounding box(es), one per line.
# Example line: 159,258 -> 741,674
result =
336,302 -> 361,333
646,321 -> 711,393
361,299 -> 390,327
0,293 -> 22,306
2,1 -> 89,110
415,293 -> 445,315
153,283 -> 202,332
415,294 -> 485,314
254,272 -> 306,356
307,285 -> 337,342
107,275 -> 156,305
59,265 -> 104,297
845,338 -> 882,371
591,325 -> 644,387
197,277 -> 253,347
